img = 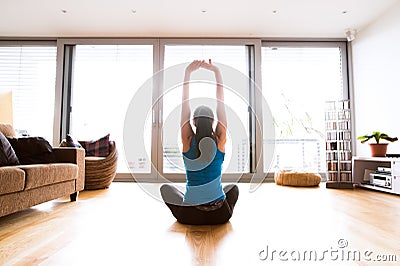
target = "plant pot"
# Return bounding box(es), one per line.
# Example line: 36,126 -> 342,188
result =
369,143 -> 388,157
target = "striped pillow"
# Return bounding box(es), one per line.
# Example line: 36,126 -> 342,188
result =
79,134 -> 110,157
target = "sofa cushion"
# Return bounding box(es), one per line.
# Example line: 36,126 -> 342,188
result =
0,166 -> 25,196
0,132 -> 20,166
65,134 -> 83,148
7,137 -> 56,165
19,163 -> 78,190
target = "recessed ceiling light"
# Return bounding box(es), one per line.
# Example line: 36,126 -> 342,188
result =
61,9 -> 67,14
272,10 -> 278,14
342,10 -> 348,14
201,10 -> 207,13
131,9 -> 137,14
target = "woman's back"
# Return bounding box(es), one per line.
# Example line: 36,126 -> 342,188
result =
183,136 -> 225,204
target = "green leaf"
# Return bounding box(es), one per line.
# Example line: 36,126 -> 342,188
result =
358,131 -> 398,143
381,135 -> 399,142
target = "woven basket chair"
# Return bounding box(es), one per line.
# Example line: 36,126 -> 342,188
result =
84,141 -> 118,190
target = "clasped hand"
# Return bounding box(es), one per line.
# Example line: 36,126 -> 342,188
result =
185,60 -> 219,74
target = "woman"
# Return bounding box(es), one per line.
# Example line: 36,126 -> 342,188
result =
160,60 -> 239,225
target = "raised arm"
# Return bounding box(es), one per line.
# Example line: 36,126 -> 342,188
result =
214,66 -> 227,129
181,60 -> 203,150
201,61 -> 227,150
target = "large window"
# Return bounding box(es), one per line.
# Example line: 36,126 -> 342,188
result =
55,39 -> 348,180
261,43 -> 347,173
69,44 -> 154,173
0,39 -> 350,181
0,44 -> 57,141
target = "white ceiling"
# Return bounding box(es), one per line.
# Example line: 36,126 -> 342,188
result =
0,0 -> 399,38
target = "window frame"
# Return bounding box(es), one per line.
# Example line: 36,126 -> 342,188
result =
55,38 -> 160,181
158,38 -> 264,183
261,40 -> 349,179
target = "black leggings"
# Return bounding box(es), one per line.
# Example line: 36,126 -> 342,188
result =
160,184 -> 239,225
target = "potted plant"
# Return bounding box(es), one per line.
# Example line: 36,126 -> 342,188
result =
357,131 -> 398,157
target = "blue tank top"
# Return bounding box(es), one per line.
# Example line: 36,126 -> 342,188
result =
182,137 -> 226,204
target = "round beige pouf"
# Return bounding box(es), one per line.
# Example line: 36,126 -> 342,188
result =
274,170 -> 321,187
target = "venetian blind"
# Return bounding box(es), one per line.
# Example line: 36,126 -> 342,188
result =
0,45 -> 57,141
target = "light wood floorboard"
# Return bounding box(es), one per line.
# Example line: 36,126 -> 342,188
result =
0,183 -> 399,265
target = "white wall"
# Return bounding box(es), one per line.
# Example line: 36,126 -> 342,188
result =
352,1 -> 400,156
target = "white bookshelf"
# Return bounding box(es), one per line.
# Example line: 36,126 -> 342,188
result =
325,100 -> 353,188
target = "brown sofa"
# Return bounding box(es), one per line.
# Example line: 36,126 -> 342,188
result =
0,124 -> 85,218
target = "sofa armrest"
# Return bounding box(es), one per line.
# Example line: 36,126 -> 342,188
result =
52,147 -> 85,191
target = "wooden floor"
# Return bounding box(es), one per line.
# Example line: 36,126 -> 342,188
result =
0,182 -> 399,266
